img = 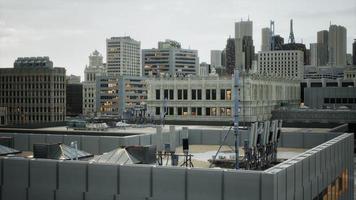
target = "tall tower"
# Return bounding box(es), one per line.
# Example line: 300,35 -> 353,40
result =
106,36 -> 141,77
89,50 -> 103,67
328,25 -> 347,66
235,19 -> 254,71
225,37 -> 235,75
288,19 -> 295,44
316,30 -> 329,66
261,27 -> 272,51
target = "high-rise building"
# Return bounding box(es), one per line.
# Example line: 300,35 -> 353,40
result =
310,43 -> 318,66
235,20 -> 254,71
261,27 -> 272,51
106,37 -> 141,77
83,50 -> 107,116
242,36 -> 255,70
257,50 -> 304,79
96,76 -> 147,118
89,49 -> 103,67
225,37 -> 235,75
353,39 -> 356,65
221,49 -> 226,68
272,35 -> 284,50
210,50 -> 222,68
0,57 -> 66,126
317,30 -> 329,66
328,25 -> 347,66
66,80 -> 82,117
142,39 -> 199,76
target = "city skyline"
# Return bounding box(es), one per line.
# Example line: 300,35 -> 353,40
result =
0,0 -> 355,78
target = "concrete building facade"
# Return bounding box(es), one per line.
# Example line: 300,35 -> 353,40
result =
146,74 -> 300,123
328,25 -> 347,66
0,57 -> 66,125
82,50 -> 107,117
261,27 -> 271,51
317,30 -> 329,66
106,37 -> 141,77
96,76 -> 147,118
142,40 -> 199,77
210,50 -> 222,68
257,50 -> 304,79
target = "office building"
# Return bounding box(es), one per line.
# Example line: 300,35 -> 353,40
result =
0,107 -> 7,126
304,66 -> 344,80
0,57 -> 66,126
317,30 -> 329,66
82,50 -> 107,116
96,76 -> 147,118
221,49 -> 226,68
146,73 -> 300,123
328,25 -> 347,66
198,62 -> 210,77
106,37 -> 141,77
310,43 -> 318,66
66,75 -> 81,84
210,50 -> 222,68
235,20 -> 254,71
66,82 -> 82,117
261,27 -> 272,51
142,40 -> 199,76
272,35 -> 284,50
225,37 -> 235,75
257,50 -> 304,79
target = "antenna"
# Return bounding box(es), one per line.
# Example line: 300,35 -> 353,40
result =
288,19 -> 295,44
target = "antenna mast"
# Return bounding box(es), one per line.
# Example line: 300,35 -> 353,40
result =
289,19 -> 295,44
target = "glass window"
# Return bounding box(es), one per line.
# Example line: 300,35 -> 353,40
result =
220,89 -> 225,100
226,89 -> 232,100
155,107 -> 160,115
197,89 -> 202,100
178,107 -> 182,115
192,89 -> 196,100
212,89 -> 216,100
164,89 -> 168,99
183,89 -> 188,100
178,90 -> 182,100
169,89 -> 174,100
206,107 -> 211,116
206,89 -> 211,100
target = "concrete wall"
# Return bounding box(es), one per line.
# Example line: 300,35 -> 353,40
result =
0,133 -> 352,200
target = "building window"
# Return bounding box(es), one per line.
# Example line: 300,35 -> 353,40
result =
183,89 -> 188,100
206,89 -> 211,100
206,107 -> 211,116
192,89 -> 197,100
220,89 -> 225,100
177,107 -> 188,115
155,107 -> 160,115
169,89 -> 174,100
155,89 -> 160,100
178,90 -> 182,100
197,89 -> 202,100
164,89 -> 169,99
226,89 -> 231,100
324,98 -> 330,104
168,107 -> 174,115
212,89 -> 216,100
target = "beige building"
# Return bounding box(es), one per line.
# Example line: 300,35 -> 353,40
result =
0,57 -> 66,125
257,50 -> 304,79
145,73 -> 300,123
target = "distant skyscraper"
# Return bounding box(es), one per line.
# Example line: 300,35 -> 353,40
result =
353,39 -> 356,65
142,39 -> 199,76
106,37 -> 141,77
272,35 -> 284,50
328,25 -> 347,66
235,20 -> 254,71
310,43 -> 318,66
261,27 -> 272,51
242,36 -> 255,70
89,50 -> 103,67
317,30 -> 329,66
225,37 -> 235,75
210,50 -> 222,68
221,49 -> 226,68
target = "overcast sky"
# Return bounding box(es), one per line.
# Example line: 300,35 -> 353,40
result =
0,0 -> 355,79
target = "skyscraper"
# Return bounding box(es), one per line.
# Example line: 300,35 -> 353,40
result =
353,39 -> 356,65
142,39 -> 199,76
89,50 -> 103,67
317,30 -> 329,66
235,20 -> 254,71
310,43 -> 318,66
106,36 -> 141,77
261,27 -> 272,51
328,25 -> 347,66
272,35 -> 284,50
225,37 -> 235,75
242,36 -> 255,70
210,50 -> 222,68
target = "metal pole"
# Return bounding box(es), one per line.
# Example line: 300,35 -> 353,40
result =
234,69 -> 240,169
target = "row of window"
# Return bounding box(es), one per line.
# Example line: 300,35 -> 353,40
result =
155,107 -> 232,116
8,114 -> 65,122
0,97 -> 65,104
0,75 -> 64,82
156,89 -> 232,101
324,98 -> 356,104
